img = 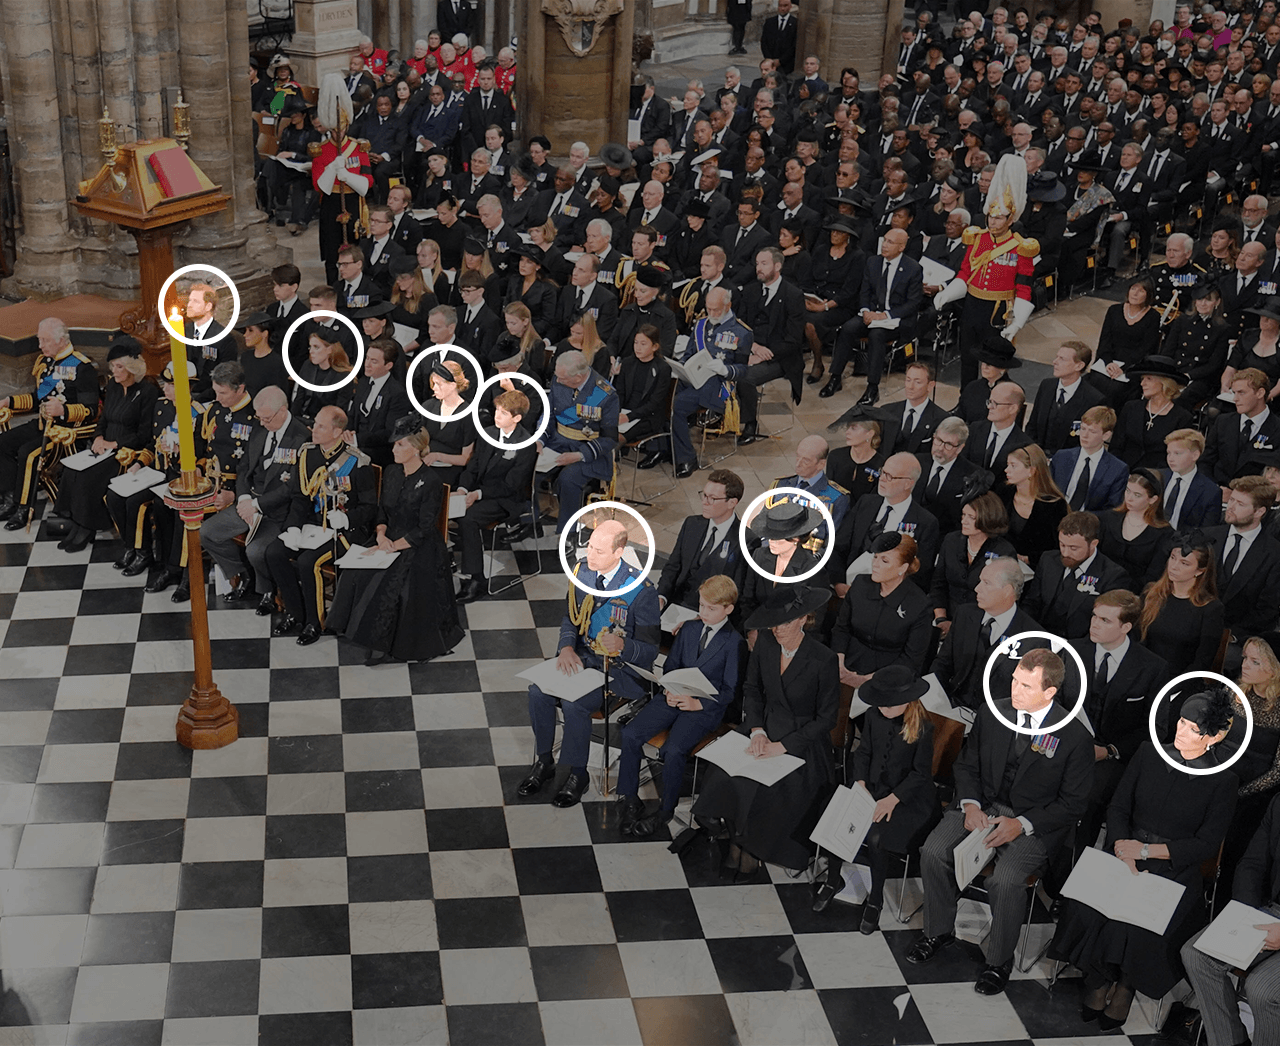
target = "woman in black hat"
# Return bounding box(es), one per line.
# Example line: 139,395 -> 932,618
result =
1194,217 -> 1241,283
527,218 -> 571,287
1060,161 -> 1117,294
52,340 -> 159,554
236,312 -> 291,399
738,501 -> 824,626
502,243 -> 558,338
957,330 -> 1023,425
418,359 -> 476,487
692,584 -> 839,877
831,533 -> 933,690
1097,468 -> 1176,585
1090,277 -> 1162,409
1110,357 -> 1193,469
327,415 -> 464,666
826,410 -> 888,505
1223,305 -> 1280,393
803,220 -> 866,386
353,299 -> 403,351
1048,689 -> 1236,1032
812,665 -> 940,929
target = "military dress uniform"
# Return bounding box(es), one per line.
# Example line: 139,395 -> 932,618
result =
526,559 -> 661,777
767,473 -> 851,557
955,227 -> 1037,387
0,344 -> 99,526
262,440 -> 377,637
543,370 -> 621,531
669,311 -> 755,468
615,257 -> 672,309
1149,260 -> 1206,324
312,136 -> 373,284
1167,307 -> 1232,410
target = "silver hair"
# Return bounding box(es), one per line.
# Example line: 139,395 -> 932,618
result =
555,350 -> 590,378
586,219 -> 613,242
988,556 -> 1026,598
937,416 -> 969,442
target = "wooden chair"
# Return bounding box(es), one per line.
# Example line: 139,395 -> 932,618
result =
639,720 -> 735,831
1213,628 -> 1232,673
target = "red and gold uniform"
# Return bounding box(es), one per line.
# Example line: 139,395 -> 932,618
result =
313,136 -> 373,284
955,226 -> 1038,386
495,61 -> 517,95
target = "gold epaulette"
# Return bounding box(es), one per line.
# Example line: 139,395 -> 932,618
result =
71,350 -> 92,364
1016,237 -> 1040,258
962,226 -> 982,246
830,480 -> 850,496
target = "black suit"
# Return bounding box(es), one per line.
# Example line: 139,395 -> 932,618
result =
356,236 -> 406,297
760,12 -> 799,75
736,277 -> 808,419
436,0 -> 476,40
334,273 -> 383,316
454,424 -> 537,578
1202,409 -> 1280,485
455,303 -> 503,367
930,604 -> 1041,710
265,298 -> 310,354
830,254 -> 925,388
835,495 -> 941,592
554,283 -> 620,344
720,221 -> 774,286
963,421 -> 1033,481
389,211 -> 424,253
1205,524 -> 1280,639
1027,377 -> 1104,456
656,514 -> 750,613
1070,636 -> 1169,762
913,454 -> 992,534
882,398 -> 948,457
460,88 -> 515,157
1022,551 -> 1132,640
1219,271 -> 1267,340
183,319 -> 233,400
350,375 -> 410,467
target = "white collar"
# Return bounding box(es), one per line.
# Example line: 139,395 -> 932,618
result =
1244,406 -> 1271,429
597,560 -> 624,587
1228,523 -> 1262,548
984,603 -> 1018,638
1069,549 -> 1098,577
698,616 -> 728,643
194,316 -> 213,333
1017,700 -> 1056,732
1079,445 -> 1104,464
1097,634 -> 1131,667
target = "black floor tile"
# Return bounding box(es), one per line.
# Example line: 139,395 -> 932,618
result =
482,691 -> 528,728
27,781 -> 112,824
64,643 -> 135,676
79,586 -> 145,614
350,951 -> 443,1009
818,985 -> 934,1046
187,774 -> 268,817
511,845 -> 602,895
67,1020 -> 163,1046
0,867 -> 96,915
0,744 -> 43,784
776,880 -> 870,935
270,666 -> 341,702
136,613 -> 192,642
340,695 -> 415,733
416,727 -> 494,767
259,1011 -> 354,1046
343,769 -> 424,811
529,943 -> 630,1001
434,896 -> 527,949
0,677 -> 59,710
126,671 -> 193,706
527,599 -> 565,627
706,934 -> 812,993
3,616 -> 72,647
446,1002 -> 544,1046
261,903 -> 352,957
211,637 -> 271,669
347,853 -> 433,903
0,590 -> 15,620
469,628 -> 544,660
44,708 -> 125,745
423,807 -> 509,851
20,565 -> 87,592
177,860 -> 265,909
101,819 -> 186,865
0,543 -> 30,567
607,889 -> 705,942
632,995 -> 738,1046
1005,977 -> 1091,1038
268,734 -> 345,774
265,812 -> 347,859
236,701 -> 270,738
408,660 -> 480,694
80,911 -> 175,965
165,959 -> 261,1018
112,740 -> 194,780
883,926 -> 989,983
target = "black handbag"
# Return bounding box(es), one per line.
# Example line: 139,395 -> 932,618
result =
1160,999 -> 1204,1044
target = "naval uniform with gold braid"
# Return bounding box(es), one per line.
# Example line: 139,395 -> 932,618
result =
767,473 -> 850,557
526,560 -> 660,773
955,227 -> 1037,387
543,370 -> 620,531
0,345 -> 100,521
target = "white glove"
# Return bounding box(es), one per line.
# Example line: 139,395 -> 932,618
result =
932,276 -> 968,308
328,509 -> 348,530
1002,298 -> 1034,341
708,357 -> 729,377
280,527 -> 301,551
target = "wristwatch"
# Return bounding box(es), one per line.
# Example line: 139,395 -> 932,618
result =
1139,843 -> 1150,860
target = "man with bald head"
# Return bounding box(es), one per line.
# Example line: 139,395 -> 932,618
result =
519,517 -> 660,809
769,434 -> 850,559
200,385 -> 310,605
628,179 -> 679,245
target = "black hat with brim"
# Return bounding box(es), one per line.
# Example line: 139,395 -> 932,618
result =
389,255 -> 418,276
352,301 -> 397,320
749,499 -> 823,542
600,142 -> 635,169
827,403 -> 894,431
824,219 -> 859,236
860,665 -> 931,707
1126,355 -> 1189,384
635,265 -> 669,289
509,242 -> 546,264
106,336 -> 144,360
685,198 -> 713,218
744,585 -> 833,630
975,328 -> 1022,369
1026,171 -> 1067,203
235,311 -> 275,331
463,236 -> 486,256
1246,306 -> 1280,324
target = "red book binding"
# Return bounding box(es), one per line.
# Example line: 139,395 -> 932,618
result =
148,147 -> 204,198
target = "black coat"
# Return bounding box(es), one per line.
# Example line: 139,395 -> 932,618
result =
736,277 -> 808,400
760,13 -> 800,75
1027,377 -> 1105,456
1002,491 -> 1070,563
954,696 -> 1095,858
1235,791 -> 1280,908
831,576 -> 933,674
962,420 -> 1034,479
1202,409 -> 1280,485
930,603 -> 1043,711
657,513 -> 750,611
849,707 -> 941,853
455,304 -> 504,366
912,454 -> 992,533
1022,550 -> 1132,640
1070,639 -> 1170,759
554,283 -> 620,344
455,424 -> 537,507
882,399 -> 949,457
350,375 -> 411,468
1205,524 -> 1280,638
235,417 -> 312,522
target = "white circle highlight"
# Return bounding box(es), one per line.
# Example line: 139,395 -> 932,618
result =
158,264 -> 242,347
471,372 -> 550,450
559,500 -> 656,599
404,343 -> 484,423
981,630 -> 1089,735
1147,672 -> 1255,777
737,487 -> 836,585
280,310 -> 365,393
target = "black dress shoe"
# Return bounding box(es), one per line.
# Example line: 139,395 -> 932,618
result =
974,960 -> 1013,996
145,568 -> 181,594
631,808 -> 674,838
818,376 -> 842,398
551,770 -> 589,807
517,757 -> 555,798
225,577 -> 255,602
637,451 -> 664,470
618,796 -> 645,835
737,423 -> 764,446
674,461 -> 694,479
856,384 -> 880,407
805,366 -> 825,386
271,615 -> 302,637
171,576 -> 191,603
457,578 -> 486,604
906,932 -> 955,964
812,877 -> 841,912
0,494 -> 13,518
860,903 -> 881,935
296,623 -> 321,646
62,525 -> 93,553
503,523 -> 534,543
255,594 -> 277,616
5,509 -> 28,531
122,550 -> 152,577
113,548 -> 135,570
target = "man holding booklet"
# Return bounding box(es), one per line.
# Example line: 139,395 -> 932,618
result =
908,647 -> 1093,996
615,575 -> 745,838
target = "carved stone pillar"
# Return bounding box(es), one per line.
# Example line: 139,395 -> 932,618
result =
516,1 -> 635,157
290,0 -> 363,85
800,0 -> 902,87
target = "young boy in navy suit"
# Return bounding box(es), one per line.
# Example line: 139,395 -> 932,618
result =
616,575 -> 746,837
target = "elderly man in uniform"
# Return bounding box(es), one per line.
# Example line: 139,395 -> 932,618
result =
542,350 -> 621,532
519,519 -> 660,808
768,434 -> 851,558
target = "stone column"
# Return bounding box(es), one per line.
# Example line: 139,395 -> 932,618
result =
370,0 -> 390,50
801,0 -> 902,86
290,0 -> 362,85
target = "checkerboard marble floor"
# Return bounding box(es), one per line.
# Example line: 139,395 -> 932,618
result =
0,519 -> 1172,1046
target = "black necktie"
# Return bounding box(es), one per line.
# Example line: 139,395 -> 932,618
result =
1224,533 -> 1244,577
263,430 -> 276,461
871,500 -> 891,539
1094,652 -> 1110,697
1070,457 -> 1092,509
927,463 -> 943,497
1054,387 -> 1066,412
1015,712 -> 1032,756
696,524 -> 718,565
981,614 -> 996,647
904,407 -> 917,437
1167,477 -> 1183,525
699,625 -> 712,654
1243,418 -> 1255,450
984,429 -> 998,468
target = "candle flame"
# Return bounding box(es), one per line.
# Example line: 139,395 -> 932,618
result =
167,306 -> 183,336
